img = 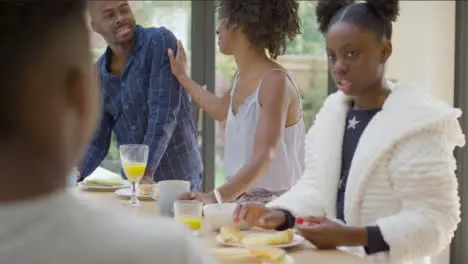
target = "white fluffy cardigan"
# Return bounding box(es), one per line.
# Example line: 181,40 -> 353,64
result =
267,83 -> 465,264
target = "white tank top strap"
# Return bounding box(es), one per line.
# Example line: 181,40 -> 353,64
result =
232,68 -> 300,98
257,68 -> 289,87
228,71 -> 240,116
230,71 -> 240,97
255,68 -> 303,110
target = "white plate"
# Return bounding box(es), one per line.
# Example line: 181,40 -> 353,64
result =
114,187 -> 158,201
78,181 -> 130,191
216,231 -> 305,249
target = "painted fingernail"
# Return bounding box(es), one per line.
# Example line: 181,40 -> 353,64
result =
295,217 -> 304,225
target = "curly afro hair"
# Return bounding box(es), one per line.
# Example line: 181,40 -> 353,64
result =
218,0 -> 302,60
316,0 -> 400,40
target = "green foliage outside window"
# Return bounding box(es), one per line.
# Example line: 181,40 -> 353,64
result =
285,1 -> 325,57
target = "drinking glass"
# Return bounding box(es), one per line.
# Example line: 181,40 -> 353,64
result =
67,167 -> 79,188
120,144 -> 148,207
174,200 -> 203,236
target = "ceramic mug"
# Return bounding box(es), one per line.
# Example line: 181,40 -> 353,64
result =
157,180 -> 190,217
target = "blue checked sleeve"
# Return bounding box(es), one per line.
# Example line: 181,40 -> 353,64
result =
79,110 -> 114,178
143,30 -> 182,174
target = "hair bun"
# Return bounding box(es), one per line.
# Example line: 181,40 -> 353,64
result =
365,0 -> 400,22
316,0 -> 354,34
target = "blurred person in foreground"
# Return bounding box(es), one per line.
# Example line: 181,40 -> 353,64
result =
0,1 -> 216,263
80,1 -> 202,190
233,0 -> 464,263
170,0 -> 305,204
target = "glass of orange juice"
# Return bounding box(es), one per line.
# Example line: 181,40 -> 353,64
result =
120,144 -> 148,207
174,200 -> 203,236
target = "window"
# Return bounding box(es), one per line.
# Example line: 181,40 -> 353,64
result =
214,1 -> 328,187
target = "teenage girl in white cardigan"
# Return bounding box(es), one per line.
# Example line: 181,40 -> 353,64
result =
234,0 -> 465,263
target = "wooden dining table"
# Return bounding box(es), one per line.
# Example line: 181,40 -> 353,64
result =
73,188 -> 370,264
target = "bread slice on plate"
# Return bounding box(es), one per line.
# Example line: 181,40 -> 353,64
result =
138,184 -> 155,196
242,229 -> 294,246
220,226 -> 243,243
249,247 -> 287,263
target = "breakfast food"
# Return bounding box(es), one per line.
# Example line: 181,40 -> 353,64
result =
83,175 -> 123,186
138,184 -> 153,196
220,227 -> 295,246
249,247 -> 287,263
213,248 -> 257,264
220,226 -> 243,243
213,247 -> 286,264
242,229 -> 294,246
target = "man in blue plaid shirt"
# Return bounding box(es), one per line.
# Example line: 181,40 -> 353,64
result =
80,1 -> 202,190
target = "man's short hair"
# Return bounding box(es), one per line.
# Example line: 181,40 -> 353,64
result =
0,0 -> 87,139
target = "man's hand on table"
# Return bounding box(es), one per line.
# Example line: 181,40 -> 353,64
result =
296,216 -> 368,249
233,202 -> 286,230
178,191 -> 217,204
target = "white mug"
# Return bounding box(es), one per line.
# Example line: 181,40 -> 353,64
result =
157,180 -> 190,217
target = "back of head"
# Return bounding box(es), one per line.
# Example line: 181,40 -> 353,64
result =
0,0 -> 98,199
217,0 -> 302,59
0,1 -> 82,136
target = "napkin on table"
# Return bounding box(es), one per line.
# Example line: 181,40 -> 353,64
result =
83,167 -> 123,186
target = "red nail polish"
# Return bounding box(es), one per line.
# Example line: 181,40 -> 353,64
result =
296,217 -> 304,225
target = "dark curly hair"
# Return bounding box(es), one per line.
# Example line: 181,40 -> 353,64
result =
316,0 -> 400,41
0,0 -> 87,139
218,0 -> 302,60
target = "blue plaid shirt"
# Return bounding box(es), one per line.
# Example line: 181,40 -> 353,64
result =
79,25 -> 202,190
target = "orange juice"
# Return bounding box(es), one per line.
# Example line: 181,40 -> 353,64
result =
177,216 -> 202,230
122,162 -> 146,182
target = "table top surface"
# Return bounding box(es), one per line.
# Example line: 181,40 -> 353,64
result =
74,188 -> 370,264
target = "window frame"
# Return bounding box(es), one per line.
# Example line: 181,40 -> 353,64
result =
191,1 -> 216,192
451,1 -> 468,263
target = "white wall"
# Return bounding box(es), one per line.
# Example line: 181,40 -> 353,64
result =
386,2 -> 456,264
386,1 -> 456,105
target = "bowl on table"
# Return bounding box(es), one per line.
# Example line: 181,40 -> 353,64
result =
203,203 -> 250,231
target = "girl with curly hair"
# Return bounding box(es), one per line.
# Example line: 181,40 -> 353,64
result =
234,0 -> 464,263
168,0 -> 304,204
